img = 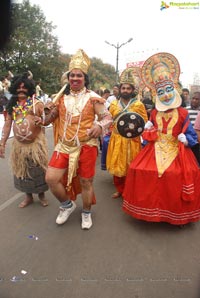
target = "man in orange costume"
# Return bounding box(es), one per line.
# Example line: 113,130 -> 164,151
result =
35,49 -> 112,230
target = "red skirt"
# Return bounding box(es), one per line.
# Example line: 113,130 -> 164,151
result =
122,142 -> 200,225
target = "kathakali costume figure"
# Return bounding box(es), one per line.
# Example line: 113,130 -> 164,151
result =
123,52 -> 200,225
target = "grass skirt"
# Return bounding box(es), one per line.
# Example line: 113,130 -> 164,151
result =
10,132 -> 49,193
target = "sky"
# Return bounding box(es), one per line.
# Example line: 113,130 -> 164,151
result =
15,0 -> 200,87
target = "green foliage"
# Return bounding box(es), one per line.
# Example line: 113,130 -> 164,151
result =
0,0 -> 116,95
89,57 -> 116,90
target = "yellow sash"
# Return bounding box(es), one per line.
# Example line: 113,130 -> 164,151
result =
155,109 -> 179,176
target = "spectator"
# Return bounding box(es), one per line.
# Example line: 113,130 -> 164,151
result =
35,81 -> 43,98
106,84 -> 120,106
181,87 -> 190,107
102,89 -> 111,109
191,92 -> 200,164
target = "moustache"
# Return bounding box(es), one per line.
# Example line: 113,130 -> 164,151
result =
121,93 -> 132,100
16,91 -> 29,96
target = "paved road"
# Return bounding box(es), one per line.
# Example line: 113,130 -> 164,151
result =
0,127 -> 200,298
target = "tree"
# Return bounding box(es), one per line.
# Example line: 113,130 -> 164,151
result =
0,0 -> 117,95
89,57 -> 116,90
0,0 -> 63,94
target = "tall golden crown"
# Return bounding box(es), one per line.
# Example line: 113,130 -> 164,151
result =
69,49 -> 91,74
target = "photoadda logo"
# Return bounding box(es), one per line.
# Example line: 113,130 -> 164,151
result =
160,1 -> 199,10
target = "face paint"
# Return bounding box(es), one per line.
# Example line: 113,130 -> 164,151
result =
69,69 -> 85,91
156,82 -> 175,106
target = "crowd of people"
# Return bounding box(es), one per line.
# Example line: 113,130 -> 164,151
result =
1,49 -> 200,230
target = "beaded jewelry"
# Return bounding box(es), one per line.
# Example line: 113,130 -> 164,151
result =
12,97 -> 33,124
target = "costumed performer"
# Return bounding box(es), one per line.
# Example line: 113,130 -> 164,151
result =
106,67 -> 148,198
35,49 -> 113,230
0,73 -> 49,208
123,52 -> 200,225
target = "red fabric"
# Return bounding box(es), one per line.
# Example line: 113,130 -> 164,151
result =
123,108 -> 200,225
48,145 -> 98,178
142,127 -> 158,142
113,176 -> 126,194
61,174 -> 82,201
49,151 -> 68,169
48,145 -> 98,204
178,143 -> 196,202
150,108 -> 188,137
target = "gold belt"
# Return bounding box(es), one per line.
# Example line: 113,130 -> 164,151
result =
58,137 -> 90,147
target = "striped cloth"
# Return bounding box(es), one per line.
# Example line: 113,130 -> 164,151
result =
186,106 -> 200,127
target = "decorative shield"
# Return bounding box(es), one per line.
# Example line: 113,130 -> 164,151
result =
116,112 -> 145,138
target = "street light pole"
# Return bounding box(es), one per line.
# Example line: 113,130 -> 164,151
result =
105,38 -> 133,83
116,43 -> 119,79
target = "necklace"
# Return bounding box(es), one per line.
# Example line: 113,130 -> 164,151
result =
70,87 -> 85,97
13,97 -> 33,124
62,111 -> 82,146
60,88 -> 88,147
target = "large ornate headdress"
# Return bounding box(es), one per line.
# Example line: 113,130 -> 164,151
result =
120,67 -> 146,98
120,67 -> 136,85
141,52 -> 181,111
69,49 -> 91,74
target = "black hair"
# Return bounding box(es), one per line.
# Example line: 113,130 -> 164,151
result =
182,88 -> 189,93
6,72 -> 35,115
180,93 -> 186,107
103,89 -> 110,94
119,83 -> 137,98
0,76 -> 5,82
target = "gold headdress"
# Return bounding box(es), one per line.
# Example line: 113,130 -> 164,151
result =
141,52 -> 181,111
120,67 -> 145,98
120,67 -> 136,85
52,49 -> 90,104
69,49 -> 91,74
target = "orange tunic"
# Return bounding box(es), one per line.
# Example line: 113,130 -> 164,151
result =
52,91 -> 105,202
53,92 -> 105,146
